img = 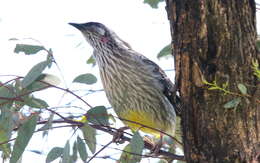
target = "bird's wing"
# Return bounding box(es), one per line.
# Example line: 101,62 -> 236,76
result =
136,53 -> 182,116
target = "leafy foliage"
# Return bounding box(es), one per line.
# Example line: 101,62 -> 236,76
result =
26,73 -> 60,92
86,106 -> 109,126
0,107 -> 13,158
143,0 -> 164,8
252,59 -> 260,79
80,123 -> 97,154
0,84 -> 15,104
237,83 -> 247,95
62,141 -> 71,163
24,96 -> 49,108
14,44 -> 45,55
119,132 -> 144,163
204,74 -> 260,109
157,44 -> 172,59
72,141 -> 78,162
129,132 -> 144,162
223,98 -> 241,109
10,115 -> 38,163
21,60 -> 52,88
119,144 -> 134,163
73,73 -> 97,85
46,147 -> 63,163
0,39 -> 186,163
203,79 -> 230,95
86,55 -> 96,66
77,136 -> 88,162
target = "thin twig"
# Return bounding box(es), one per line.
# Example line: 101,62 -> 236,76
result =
87,140 -> 113,163
41,81 -> 93,108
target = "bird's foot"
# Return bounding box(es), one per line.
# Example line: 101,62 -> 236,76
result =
144,135 -> 164,156
112,126 -> 129,144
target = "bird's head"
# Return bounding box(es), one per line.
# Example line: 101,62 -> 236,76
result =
69,22 -> 131,51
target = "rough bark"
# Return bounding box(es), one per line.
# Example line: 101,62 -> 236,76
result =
165,0 -> 260,162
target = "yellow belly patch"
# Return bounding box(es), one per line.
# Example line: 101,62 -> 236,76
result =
120,110 -> 164,138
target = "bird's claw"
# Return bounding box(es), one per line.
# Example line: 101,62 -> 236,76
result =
112,126 -> 129,144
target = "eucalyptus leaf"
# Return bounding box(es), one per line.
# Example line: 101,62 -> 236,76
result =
77,136 -> 88,162
46,147 -> 63,163
0,84 -> 15,104
144,0 -> 164,8
86,55 -> 96,66
157,44 -> 171,59
21,61 -> 49,88
24,96 -> 49,108
72,141 -> 78,162
81,123 -> 96,154
14,44 -> 45,55
10,115 -> 38,163
73,73 -> 97,85
119,144 -> 135,163
0,107 -> 13,158
130,132 -> 144,163
62,141 -> 70,163
86,106 -> 109,126
237,83 -> 247,95
26,74 -> 60,92
223,98 -> 241,109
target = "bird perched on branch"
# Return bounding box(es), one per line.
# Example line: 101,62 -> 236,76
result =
69,22 -> 181,139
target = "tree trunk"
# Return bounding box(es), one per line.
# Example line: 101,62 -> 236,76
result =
165,0 -> 260,162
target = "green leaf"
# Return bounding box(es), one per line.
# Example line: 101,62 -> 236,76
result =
72,141 -> 78,162
25,74 -> 60,92
144,0 -> 164,8
252,59 -> 260,79
130,132 -> 144,162
24,96 -> 49,108
26,81 -> 48,92
223,98 -> 241,109
14,44 -> 45,55
21,61 -> 49,88
73,73 -> 97,85
46,147 -> 63,163
10,115 -> 38,163
119,132 -> 144,163
237,83 -> 247,95
62,141 -> 70,163
86,55 -> 96,66
81,123 -> 96,154
157,44 -> 171,59
0,107 -> 13,158
86,106 -> 109,126
0,84 -> 15,104
119,144 -> 135,163
77,136 -> 88,162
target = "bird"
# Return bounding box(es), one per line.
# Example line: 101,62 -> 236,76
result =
69,22 -> 181,139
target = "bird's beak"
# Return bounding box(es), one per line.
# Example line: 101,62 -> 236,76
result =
69,23 -> 84,31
